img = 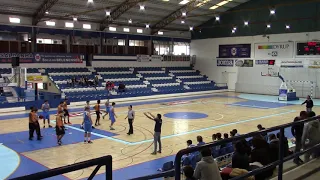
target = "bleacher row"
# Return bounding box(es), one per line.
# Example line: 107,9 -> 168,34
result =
0,67 -> 228,102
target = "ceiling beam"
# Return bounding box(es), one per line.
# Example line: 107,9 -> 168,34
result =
32,0 -> 59,25
151,0 -> 201,35
100,0 -> 147,31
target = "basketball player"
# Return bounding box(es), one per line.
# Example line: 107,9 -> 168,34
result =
125,105 -> 135,135
29,108 -> 42,140
56,111 -> 65,145
143,112 -> 162,155
81,101 -> 95,129
94,100 -> 101,126
301,95 -> 314,112
63,99 -> 71,124
109,102 -> 117,130
103,98 -> 110,119
57,101 -> 63,114
41,100 -> 52,128
83,106 -> 93,143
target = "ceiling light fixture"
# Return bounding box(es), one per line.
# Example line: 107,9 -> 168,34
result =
215,16 -> 220,21
109,27 -> 116,31
88,0 -> 94,3
181,20 -> 185,24
73,17 -> 77,21
137,29 -> 143,33
232,29 -> 235,33
123,27 -> 130,32
146,24 -> 150,28
106,11 -> 111,16
65,22 -> 74,28
45,11 -> 49,14
270,9 -> 275,15
9,17 -> 20,24
179,0 -> 189,5
286,25 -> 290,29
267,24 -> 271,28
139,5 -> 145,10
233,27 -> 237,30
189,26 -> 193,31
158,31 -> 163,35
128,19 -> 132,24
46,21 -> 55,26
244,21 -> 249,26
83,24 -> 91,29
182,12 -> 187,16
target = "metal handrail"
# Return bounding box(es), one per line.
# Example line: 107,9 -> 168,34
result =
10,155 -> 112,180
174,115 -> 320,180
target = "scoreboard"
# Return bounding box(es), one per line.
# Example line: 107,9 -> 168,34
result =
297,42 -> 320,55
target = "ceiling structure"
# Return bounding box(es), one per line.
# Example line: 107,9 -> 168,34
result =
0,0 -> 250,33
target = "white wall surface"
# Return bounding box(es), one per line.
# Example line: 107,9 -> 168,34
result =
191,31 -> 320,97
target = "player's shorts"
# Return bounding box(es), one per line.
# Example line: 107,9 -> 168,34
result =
106,106 -> 110,113
56,126 -> 65,135
96,111 -> 100,119
42,112 -> 50,120
64,109 -> 69,116
110,116 -> 116,123
84,123 -> 92,133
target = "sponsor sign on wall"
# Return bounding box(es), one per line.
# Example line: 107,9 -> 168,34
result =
280,60 -> 303,68
308,59 -> 320,68
235,59 -> 253,67
27,75 -> 43,83
151,55 -> 163,62
219,44 -> 251,58
255,60 -> 276,66
137,54 -> 150,62
0,53 -> 84,63
217,59 -> 234,67
254,42 -> 294,59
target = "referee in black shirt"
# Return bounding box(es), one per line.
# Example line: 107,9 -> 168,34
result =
144,112 -> 162,155
301,95 -> 314,112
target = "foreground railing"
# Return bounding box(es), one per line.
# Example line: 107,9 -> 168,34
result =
131,115 -> 320,180
10,155 -> 112,180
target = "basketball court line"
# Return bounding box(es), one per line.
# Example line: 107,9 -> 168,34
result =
61,109 -> 296,145
228,103 -> 271,109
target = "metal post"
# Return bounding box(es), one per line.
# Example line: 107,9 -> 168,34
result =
106,156 -> 112,180
278,128 -> 284,180
174,153 -> 182,180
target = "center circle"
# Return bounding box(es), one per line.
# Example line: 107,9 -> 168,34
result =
164,112 -> 208,120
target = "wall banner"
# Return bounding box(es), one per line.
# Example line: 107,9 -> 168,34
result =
308,59 -> 320,68
280,60 -> 303,68
254,42 -> 294,59
255,60 -> 276,66
217,59 -> 234,67
219,44 -> 251,58
137,55 -> 150,62
235,59 -> 253,67
27,75 -> 43,83
0,53 -> 84,63
151,55 -> 163,62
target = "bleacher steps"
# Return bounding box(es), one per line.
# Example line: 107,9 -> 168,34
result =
151,88 -> 158,92
271,158 -> 320,180
184,85 -> 190,89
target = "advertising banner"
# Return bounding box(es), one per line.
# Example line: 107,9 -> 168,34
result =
217,59 -> 234,67
254,42 -> 294,58
308,59 -> 320,68
137,55 -> 150,62
0,53 -> 84,63
27,75 -> 43,83
280,60 -> 303,68
219,44 -> 251,58
151,55 -> 163,62
235,59 -> 253,67
255,60 -> 276,66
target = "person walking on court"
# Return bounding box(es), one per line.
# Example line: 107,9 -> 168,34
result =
56,111 -> 65,145
291,111 -> 307,165
94,100 -> 101,126
144,112 -> 162,155
41,100 -> 52,128
29,108 -> 42,140
83,106 -> 93,143
125,105 -> 135,135
63,99 -> 71,124
103,98 -> 110,120
302,95 -> 314,112
109,102 -> 117,130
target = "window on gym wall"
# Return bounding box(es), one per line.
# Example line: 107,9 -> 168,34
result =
153,41 -> 170,55
173,42 -> 190,55
36,38 -> 63,44
129,40 -> 144,46
117,39 -> 125,46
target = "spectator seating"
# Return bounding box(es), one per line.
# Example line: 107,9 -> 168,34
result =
0,66 -> 227,103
